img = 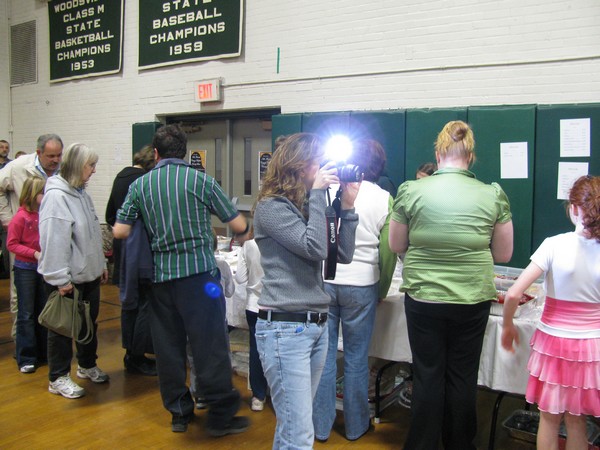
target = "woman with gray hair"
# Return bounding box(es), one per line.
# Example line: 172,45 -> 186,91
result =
38,143 -> 109,399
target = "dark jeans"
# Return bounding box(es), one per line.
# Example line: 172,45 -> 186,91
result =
150,272 -> 240,427
14,267 -> 47,367
403,294 -> 490,450
245,310 -> 268,400
46,279 -> 101,381
121,280 -> 154,356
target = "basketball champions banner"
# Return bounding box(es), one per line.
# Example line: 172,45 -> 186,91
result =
49,0 -> 124,82
139,0 -> 243,70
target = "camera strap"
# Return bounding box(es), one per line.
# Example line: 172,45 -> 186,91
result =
324,188 -> 341,280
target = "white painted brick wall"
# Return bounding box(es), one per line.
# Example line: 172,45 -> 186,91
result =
2,0 -> 599,215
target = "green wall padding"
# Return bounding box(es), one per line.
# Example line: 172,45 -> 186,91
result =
271,114 -> 302,151
405,108 -> 467,180
349,111 -> 406,191
132,122 -> 162,160
533,104 -> 600,251
468,105 -> 536,268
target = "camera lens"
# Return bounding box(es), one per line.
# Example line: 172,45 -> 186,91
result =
338,164 -> 362,182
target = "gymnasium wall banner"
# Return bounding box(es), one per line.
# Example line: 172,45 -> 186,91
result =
49,0 -> 124,82
139,0 -> 243,70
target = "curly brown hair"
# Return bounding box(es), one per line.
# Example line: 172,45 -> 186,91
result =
569,175 -> 600,242
256,133 -> 324,214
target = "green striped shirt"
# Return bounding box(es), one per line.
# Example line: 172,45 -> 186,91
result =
117,159 -> 239,282
392,168 -> 512,304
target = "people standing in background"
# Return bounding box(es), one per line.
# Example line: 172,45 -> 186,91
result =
38,143 -> 110,399
313,139 -> 396,441
0,140 -> 12,279
253,133 -> 360,449
235,232 -> 268,412
0,140 -> 12,169
0,134 -> 63,341
502,175 -> 600,450
415,161 -> 437,179
113,124 -> 251,436
105,145 -> 157,376
15,151 -> 27,159
105,145 -> 155,285
389,120 -> 513,449
7,176 -> 46,374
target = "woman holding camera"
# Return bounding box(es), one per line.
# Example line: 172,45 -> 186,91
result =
253,133 -> 360,449
389,120 -> 513,449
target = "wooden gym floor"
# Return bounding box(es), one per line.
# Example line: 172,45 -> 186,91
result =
0,279 -> 535,449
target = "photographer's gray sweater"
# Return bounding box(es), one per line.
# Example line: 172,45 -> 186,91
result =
254,189 -> 358,313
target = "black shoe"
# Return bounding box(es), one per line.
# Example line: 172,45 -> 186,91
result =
206,416 -> 250,437
171,412 -> 194,433
124,355 -> 157,376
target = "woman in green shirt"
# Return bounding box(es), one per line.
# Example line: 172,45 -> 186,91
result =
389,120 -> 513,450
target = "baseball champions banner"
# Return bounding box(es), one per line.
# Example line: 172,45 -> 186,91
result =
49,0 -> 124,82
139,0 -> 243,70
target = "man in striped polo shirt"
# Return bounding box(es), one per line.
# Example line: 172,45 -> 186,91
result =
114,124 -> 251,436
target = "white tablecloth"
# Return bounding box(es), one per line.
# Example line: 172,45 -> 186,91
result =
368,294 -> 543,396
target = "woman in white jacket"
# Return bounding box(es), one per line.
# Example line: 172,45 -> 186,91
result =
38,143 -> 109,399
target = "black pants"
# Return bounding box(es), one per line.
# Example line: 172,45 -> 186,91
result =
403,294 -> 490,450
121,280 -> 154,356
46,279 -> 101,381
150,272 -> 240,428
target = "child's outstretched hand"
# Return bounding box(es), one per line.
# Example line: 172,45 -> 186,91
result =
501,324 -> 520,353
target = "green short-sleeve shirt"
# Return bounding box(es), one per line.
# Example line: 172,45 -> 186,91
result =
391,168 -> 512,304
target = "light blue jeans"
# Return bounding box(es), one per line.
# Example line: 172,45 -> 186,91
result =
313,283 -> 378,440
256,317 -> 328,450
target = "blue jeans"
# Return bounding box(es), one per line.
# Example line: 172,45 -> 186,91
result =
14,266 -> 47,367
313,283 -> 378,440
256,317 -> 328,450
246,310 -> 268,400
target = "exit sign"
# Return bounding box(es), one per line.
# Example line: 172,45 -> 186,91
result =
194,79 -> 221,103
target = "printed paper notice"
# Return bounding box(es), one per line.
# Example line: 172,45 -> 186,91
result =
560,118 -> 590,157
500,142 -> 528,179
557,162 -> 589,200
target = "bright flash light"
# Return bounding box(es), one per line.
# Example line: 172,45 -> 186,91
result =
324,135 -> 353,162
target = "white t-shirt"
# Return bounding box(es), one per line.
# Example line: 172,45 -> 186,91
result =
326,181 -> 391,287
531,231 -> 600,338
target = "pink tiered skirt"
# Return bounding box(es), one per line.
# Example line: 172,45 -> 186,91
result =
526,297 -> 600,416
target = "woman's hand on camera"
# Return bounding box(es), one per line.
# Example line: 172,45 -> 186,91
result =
313,161 -> 339,190
340,179 -> 361,210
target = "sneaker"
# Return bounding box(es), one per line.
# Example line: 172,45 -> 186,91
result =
195,397 -> 208,410
77,365 -> 110,383
171,412 -> 194,433
49,375 -> 86,399
207,416 -> 250,437
251,397 -> 265,411
20,364 -> 36,374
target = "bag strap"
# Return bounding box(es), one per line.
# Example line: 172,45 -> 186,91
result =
72,287 -> 94,345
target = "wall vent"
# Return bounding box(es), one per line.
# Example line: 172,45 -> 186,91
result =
10,20 -> 37,86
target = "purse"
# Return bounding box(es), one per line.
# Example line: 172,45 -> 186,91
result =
38,287 -> 94,344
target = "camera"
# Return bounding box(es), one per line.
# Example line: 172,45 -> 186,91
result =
336,163 -> 362,182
